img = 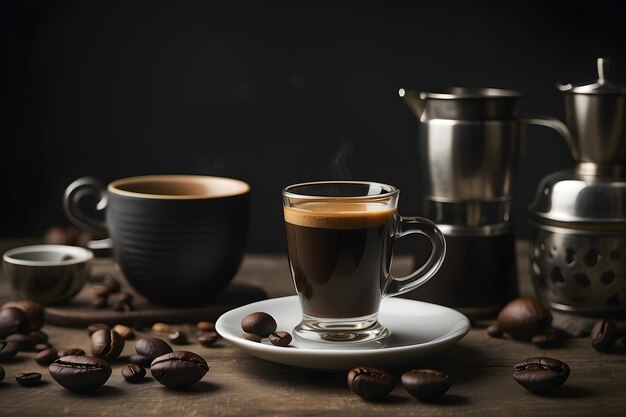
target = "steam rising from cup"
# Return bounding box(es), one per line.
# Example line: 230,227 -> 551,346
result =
328,137 -> 354,180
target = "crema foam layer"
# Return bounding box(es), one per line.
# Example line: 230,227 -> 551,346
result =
284,202 -> 396,230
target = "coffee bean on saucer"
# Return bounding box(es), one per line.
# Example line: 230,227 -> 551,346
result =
130,354 -> 153,368
497,297 -> 552,340
486,323 -> 503,338
15,372 -> 42,387
135,337 -> 173,361
198,331 -> 220,347
241,312 -> 277,337
401,369 -> 450,401
113,324 -> 135,340
0,307 -> 29,338
152,323 -> 171,333
347,366 -> 395,401
2,301 -> 45,331
114,301 -> 132,312
150,351 -> 209,388
512,357 -> 570,394
57,348 -> 85,358
49,355 -> 112,393
87,323 -> 110,336
35,348 -> 58,366
102,274 -> 121,294
92,285 -> 111,297
91,329 -> 125,361
91,294 -> 108,309
591,319 -> 618,352
241,333 -> 262,343
269,331 -> 292,347
121,364 -> 146,383
0,341 -> 18,361
532,328 -> 566,349
197,321 -> 215,332
0,366 -> 4,382
114,292 -> 134,305
6,333 -> 37,351
168,331 -> 188,345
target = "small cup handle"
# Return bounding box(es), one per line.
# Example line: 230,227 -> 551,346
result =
63,177 -> 108,233
383,216 -> 446,297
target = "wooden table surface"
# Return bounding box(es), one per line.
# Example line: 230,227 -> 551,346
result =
0,249 -> 624,417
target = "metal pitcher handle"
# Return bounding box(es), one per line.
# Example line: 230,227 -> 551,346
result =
521,116 -> 575,158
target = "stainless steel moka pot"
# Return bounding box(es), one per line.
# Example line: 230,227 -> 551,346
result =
529,58 -> 626,317
400,87 -> 569,317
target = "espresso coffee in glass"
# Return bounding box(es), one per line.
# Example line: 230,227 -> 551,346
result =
283,181 -> 446,344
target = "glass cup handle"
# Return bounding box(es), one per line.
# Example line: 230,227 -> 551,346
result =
383,216 -> 446,298
63,177 -> 108,233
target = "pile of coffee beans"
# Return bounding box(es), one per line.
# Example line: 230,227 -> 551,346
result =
89,273 -> 134,312
347,366 -> 450,402
240,312 -> 292,347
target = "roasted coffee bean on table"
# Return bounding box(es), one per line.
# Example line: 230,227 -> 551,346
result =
29,330 -> 48,344
198,331 -> 220,347
57,348 -> 85,357
15,372 -> 42,387
87,323 -> 110,336
113,324 -> 135,340
591,319 -> 618,352
347,366 -> 395,401
168,331 -> 188,345
121,364 -> 146,383
241,312 -> 277,337
0,341 -> 18,361
497,297 -> 552,340
34,343 -> 52,352
6,333 -> 37,351
241,332 -> 262,343
532,329 -> 566,349
135,337 -> 173,362
2,301 -> 45,330
150,351 -> 209,388
197,321 -> 215,332
91,329 -> 125,361
152,323 -> 171,333
91,294 -> 108,309
35,348 -> 59,366
269,331 -> 292,347
130,354 -> 154,369
401,369 -> 450,401
49,355 -> 112,393
486,323 -> 503,338
0,307 -> 29,338
512,357 -> 570,394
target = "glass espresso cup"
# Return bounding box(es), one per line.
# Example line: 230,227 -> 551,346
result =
283,181 -> 446,344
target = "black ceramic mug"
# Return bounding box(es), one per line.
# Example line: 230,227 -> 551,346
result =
64,175 -> 250,306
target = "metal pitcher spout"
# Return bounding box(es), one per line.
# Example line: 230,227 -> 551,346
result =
399,88 -> 425,120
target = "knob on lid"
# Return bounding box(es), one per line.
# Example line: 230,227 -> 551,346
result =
558,58 -> 626,94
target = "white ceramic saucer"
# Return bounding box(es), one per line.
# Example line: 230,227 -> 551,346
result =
215,296 -> 470,370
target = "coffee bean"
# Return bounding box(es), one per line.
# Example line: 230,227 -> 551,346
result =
15,372 -> 42,387
241,332 -> 262,343
486,323 -> 503,338
57,348 -> 85,357
497,297 -> 552,340
532,328 -> 566,349
150,351 -> 209,388
29,330 -> 48,344
34,343 -> 52,352
35,348 -> 59,366
512,357 -> 570,394
49,355 -> 112,393
269,331 -> 292,347
591,319 -> 618,352
241,312 -> 277,337
0,366 -> 4,381
401,369 -> 450,401
102,274 -> 121,293
91,329 -> 125,361
91,294 -> 108,309
44,226 -> 69,245
0,307 -> 29,338
114,292 -> 134,305
135,337 -> 173,360
6,333 -> 37,351
114,301 -> 132,312
347,366 -> 395,401
130,354 -> 153,368
198,332 -> 220,347
113,324 -> 135,340
152,323 -> 171,333
197,321 -> 215,332
2,301 -> 44,330
87,323 -> 110,336
0,341 -> 18,361
121,364 -> 146,383
91,285 -> 111,297
168,331 -> 188,345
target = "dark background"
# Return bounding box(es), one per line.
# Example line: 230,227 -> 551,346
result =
1,0 -> 625,253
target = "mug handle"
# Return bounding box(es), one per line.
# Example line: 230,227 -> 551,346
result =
63,177 -> 108,233
383,216 -> 446,297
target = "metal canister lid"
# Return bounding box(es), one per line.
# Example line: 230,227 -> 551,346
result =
558,58 -> 626,95
529,168 -> 626,228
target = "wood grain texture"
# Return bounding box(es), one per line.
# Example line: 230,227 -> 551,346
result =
0,251 -> 624,417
